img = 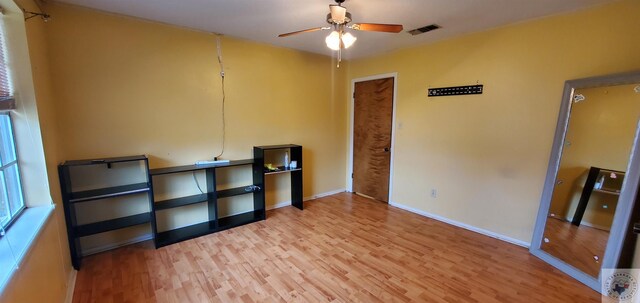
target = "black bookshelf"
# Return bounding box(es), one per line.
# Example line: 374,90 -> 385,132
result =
572,166 -> 625,226
59,155 -> 155,270
253,144 -> 303,210
58,145 -> 304,256
149,159 -> 264,248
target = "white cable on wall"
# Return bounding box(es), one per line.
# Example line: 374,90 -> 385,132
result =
191,35 -> 226,192
192,171 -> 204,194
214,34 -> 226,159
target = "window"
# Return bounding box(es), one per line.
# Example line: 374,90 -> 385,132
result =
0,3 -> 56,295
0,113 -> 23,229
0,23 -> 23,230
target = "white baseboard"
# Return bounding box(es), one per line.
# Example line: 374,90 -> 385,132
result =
81,234 -> 154,257
64,269 -> 77,303
389,201 -> 531,248
266,201 -> 292,210
304,189 -> 346,201
266,189 -> 346,211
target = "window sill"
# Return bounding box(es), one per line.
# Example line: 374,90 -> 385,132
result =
0,204 -> 54,295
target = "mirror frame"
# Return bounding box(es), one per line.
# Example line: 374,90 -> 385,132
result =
530,70 -> 640,292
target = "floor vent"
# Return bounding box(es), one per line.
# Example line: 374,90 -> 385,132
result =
408,24 -> 441,36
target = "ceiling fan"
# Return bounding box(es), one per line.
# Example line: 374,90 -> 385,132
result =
278,0 -> 403,67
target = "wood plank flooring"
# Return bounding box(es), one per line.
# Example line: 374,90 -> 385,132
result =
72,193 -> 600,302
540,217 -> 609,277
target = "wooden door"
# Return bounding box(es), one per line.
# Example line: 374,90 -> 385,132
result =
353,77 -> 394,202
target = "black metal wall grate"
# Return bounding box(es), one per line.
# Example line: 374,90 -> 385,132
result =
428,85 -> 483,97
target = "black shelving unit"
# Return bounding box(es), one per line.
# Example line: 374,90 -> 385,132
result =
254,144 -> 303,210
149,159 -> 264,248
572,166 -> 625,226
58,155 -> 155,270
58,146 -> 304,254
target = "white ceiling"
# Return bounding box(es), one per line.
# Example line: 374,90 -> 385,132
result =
53,0 -> 615,60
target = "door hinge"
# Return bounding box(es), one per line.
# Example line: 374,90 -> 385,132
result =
351,173 -> 354,178
353,92 -> 355,99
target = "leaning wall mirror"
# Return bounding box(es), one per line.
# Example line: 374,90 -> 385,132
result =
531,71 -> 640,292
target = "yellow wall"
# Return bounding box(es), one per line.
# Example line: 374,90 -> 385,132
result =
42,4 -> 348,251
45,2 -> 347,192
549,84 -> 640,229
0,0 -> 71,302
348,0 -> 640,243
0,216 -> 69,303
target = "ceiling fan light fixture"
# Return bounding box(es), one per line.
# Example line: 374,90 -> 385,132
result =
325,30 -> 357,51
325,31 -> 341,50
341,32 -> 357,49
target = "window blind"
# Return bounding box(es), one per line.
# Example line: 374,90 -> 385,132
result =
0,30 -> 10,98
0,25 -> 15,110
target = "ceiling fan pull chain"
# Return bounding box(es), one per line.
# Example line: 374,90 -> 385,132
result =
337,26 -> 342,68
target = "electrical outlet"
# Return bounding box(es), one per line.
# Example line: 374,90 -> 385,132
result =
431,189 -> 437,198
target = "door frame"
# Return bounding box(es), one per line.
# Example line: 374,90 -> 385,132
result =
347,72 -> 398,202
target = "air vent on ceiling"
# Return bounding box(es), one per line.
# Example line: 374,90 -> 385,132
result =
407,24 -> 441,36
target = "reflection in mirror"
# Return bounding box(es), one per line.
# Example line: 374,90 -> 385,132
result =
541,84 -> 640,278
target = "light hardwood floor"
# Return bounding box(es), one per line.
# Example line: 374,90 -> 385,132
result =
73,193 -> 600,302
541,217 -> 609,278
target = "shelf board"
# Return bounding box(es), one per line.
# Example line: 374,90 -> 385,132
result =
264,167 -> 302,175
155,220 -> 217,248
254,144 -> 301,150
69,182 -> 150,203
62,155 -> 147,166
150,159 -> 254,176
75,213 -> 151,237
595,167 -> 625,175
155,210 -> 265,248
217,185 -> 260,199
217,210 -> 264,231
594,188 -> 621,195
155,194 -> 209,210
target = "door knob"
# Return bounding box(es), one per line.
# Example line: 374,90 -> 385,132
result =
634,222 -> 640,234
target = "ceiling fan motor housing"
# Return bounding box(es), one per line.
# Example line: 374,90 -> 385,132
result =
327,11 -> 351,25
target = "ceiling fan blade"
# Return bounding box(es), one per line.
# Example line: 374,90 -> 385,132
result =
350,23 -> 403,33
278,27 -> 329,37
